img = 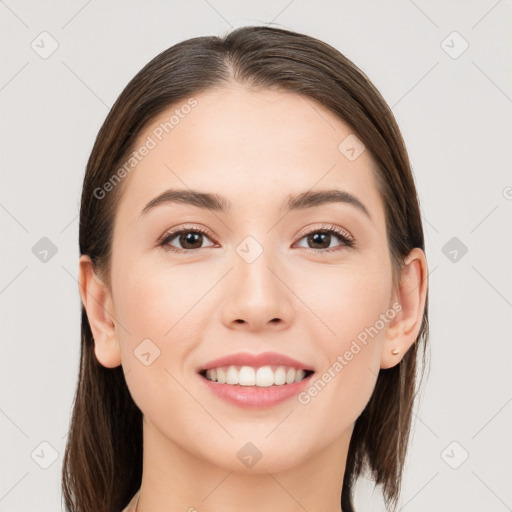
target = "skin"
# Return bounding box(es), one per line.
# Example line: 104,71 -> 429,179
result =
79,83 -> 428,512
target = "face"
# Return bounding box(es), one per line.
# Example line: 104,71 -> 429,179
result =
97,84 -> 403,473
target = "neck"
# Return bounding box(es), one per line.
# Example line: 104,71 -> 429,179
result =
135,416 -> 351,512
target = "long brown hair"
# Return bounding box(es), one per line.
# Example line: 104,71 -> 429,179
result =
62,25 -> 429,512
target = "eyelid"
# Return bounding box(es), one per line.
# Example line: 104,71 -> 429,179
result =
294,223 -> 354,243
158,224 -> 218,248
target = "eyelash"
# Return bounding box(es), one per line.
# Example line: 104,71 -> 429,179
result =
158,223 -> 355,255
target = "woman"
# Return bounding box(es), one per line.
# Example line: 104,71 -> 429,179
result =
62,25 -> 429,512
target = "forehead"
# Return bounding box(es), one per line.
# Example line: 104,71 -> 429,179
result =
115,85 -> 384,226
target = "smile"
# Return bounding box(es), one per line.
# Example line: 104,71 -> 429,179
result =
201,365 -> 314,387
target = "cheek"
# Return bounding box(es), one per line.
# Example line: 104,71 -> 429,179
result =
303,258 -> 392,346
113,264 -> 204,420
112,256 -> 214,388
298,258 -> 392,412
112,252 -> 204,339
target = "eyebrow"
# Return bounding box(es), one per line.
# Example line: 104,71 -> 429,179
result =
139,188 -> 371,220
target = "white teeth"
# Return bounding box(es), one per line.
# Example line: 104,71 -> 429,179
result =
239,366 -> 255,386
204,365 -> 308,386
227,365 -> 239,385
294,370 -> 305,383
216,367 -> 226,384
274,366 -> 286,385
256,366 -> 273,387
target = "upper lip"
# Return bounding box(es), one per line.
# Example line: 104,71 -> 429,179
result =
197,351 -> 315,373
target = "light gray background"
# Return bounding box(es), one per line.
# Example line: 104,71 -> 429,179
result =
1,1 -> 511,511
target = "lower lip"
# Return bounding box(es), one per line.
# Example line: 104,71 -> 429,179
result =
198,373 -> 314,408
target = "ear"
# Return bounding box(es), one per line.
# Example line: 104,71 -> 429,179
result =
78,255 -> 122,368
380,247 -> 428,369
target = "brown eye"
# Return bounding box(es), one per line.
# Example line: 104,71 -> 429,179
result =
295,225 -> 355,253
160,228 -> 215,252
306,232 -> 333,249
176,232 -> 204,250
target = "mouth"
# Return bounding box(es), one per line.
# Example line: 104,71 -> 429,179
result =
198,366 -> 315,387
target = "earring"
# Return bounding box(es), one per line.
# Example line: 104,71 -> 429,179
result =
391,348 -> 400,355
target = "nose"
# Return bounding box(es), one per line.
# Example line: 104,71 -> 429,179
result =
220,246 -> 293,332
